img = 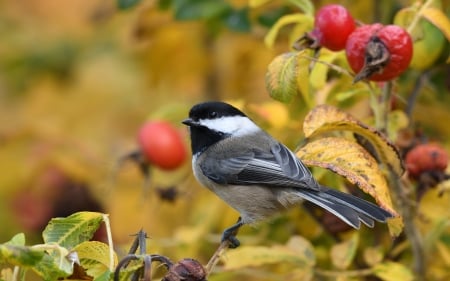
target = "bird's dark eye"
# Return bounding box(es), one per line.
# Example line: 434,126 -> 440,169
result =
209,111 -> 218,118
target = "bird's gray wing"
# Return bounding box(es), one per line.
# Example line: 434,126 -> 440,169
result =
200,142 -> 319,190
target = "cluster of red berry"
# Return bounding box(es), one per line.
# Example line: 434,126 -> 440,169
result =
299,4 -> 413,82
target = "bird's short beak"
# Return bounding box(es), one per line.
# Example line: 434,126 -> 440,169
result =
182,118 -> 196,127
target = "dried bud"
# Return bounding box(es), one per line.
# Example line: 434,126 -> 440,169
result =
162,258 -> 207,281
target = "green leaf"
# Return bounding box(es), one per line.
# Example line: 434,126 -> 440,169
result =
372,262 -> 414,281
0,234 -> 75,280
94,270 -> 113,281
5,233 -> 25,246
117,0 -> 142,10
330,232 -> 359,269
0,244 -> 44,267
264,14 -> 313,48
42,211 -> 104,249
265,52 -> 299,103
173,0 -> 231,20
288,0 -> 314,15
32,250 -> 73,281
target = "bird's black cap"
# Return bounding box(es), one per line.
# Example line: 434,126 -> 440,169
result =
187,101 -> 246,122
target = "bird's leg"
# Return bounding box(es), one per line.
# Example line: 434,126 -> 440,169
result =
221,217 -> 243,248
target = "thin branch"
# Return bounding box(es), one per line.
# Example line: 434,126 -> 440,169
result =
205,240 -> 230,275
388,173 -> 426,280
102,214 -> 115,272
407,0 -> 434,34
406,72 -> 428,119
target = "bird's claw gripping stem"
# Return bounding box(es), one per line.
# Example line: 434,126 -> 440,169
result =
221,217 -> 243,249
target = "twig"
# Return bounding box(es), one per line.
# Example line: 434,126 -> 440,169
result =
406,72 -> 428,119
388,173 -> 425,280
102,214 -> 115,272
205,240 -> 230,275
370,78 -> 426,279
299,54 -> 355,78
380,81 -> 393,134
407,0 -> 434,34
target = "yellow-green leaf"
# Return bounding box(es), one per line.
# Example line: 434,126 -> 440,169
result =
266,52 -> 299,103
43,211 -> 104,249
386,110 -> 409,142
296,137 -> 397,216
297,53 -> 314,108
264,14 -> 313,48
309,51 -> 340,90
394,7 -> 446,70
223,236 -> 315,270
302,105 -> 404,177
372,261 -> 414,281
74,241 -> 117,278
330,232 -> 359,270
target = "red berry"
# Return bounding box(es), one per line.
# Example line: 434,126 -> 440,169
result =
137,121 -> 187,170
313,4 -> 356,51
345,24 -> 413,82
405,143 -> 448,179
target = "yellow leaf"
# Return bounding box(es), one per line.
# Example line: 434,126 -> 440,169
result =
436,241 -> 450,266
1,268 -> 14,281
264,14 -> 313,48
303,105 -> 404,177
296,137 -> 397,216
372,262 -> 414,281
223,236 -> 315,270
330,232 -> 359,270
285,235 -> 316,265
363,246 -> 384,266
386,216 -> 404,238
249,0 -> 271,8
421,8 -> 450,42
248,101 -> 289,129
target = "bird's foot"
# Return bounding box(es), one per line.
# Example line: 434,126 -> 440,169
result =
221,217 -> 243,249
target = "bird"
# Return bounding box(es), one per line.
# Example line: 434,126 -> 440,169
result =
182,101 -> 393,248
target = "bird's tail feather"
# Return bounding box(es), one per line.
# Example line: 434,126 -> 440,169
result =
295,185 -> 393,229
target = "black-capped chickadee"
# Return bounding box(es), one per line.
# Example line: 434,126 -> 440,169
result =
182,101 -> 393,248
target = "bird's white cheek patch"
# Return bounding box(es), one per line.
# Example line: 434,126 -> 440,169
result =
200,116 -> 260,137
